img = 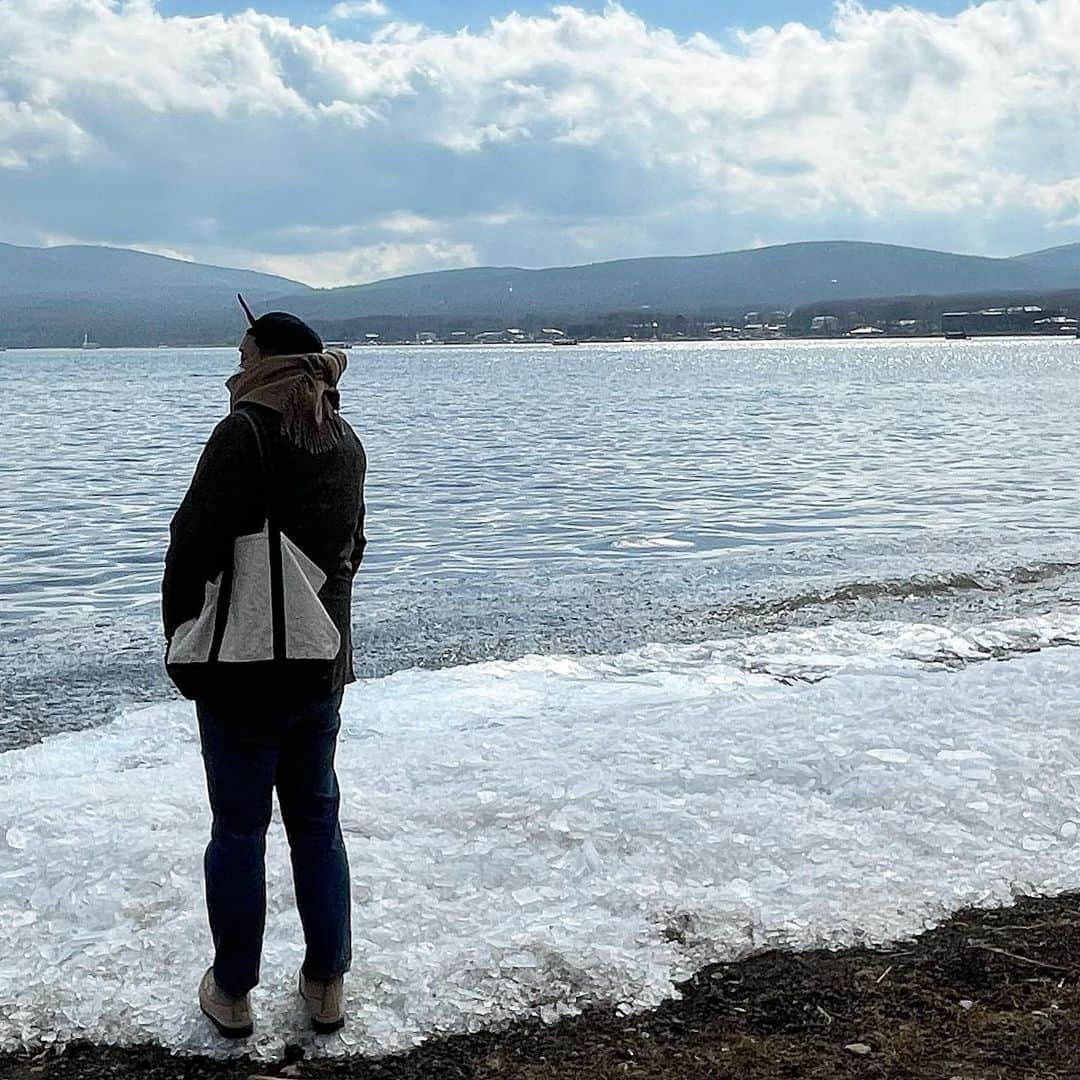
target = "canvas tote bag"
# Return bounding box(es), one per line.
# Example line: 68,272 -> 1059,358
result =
166,410 -> 341,677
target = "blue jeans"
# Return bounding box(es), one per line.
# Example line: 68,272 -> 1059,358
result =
196,690 -> 351,997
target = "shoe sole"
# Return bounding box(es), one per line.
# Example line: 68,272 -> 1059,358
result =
200,1004 -> 253,1040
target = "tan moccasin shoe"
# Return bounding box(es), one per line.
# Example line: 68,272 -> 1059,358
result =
198,967 -> 253,1039
298,971 -> 345,1034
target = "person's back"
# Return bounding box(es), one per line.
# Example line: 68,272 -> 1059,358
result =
162,310 -> 365,1039
164,401 -> 366,706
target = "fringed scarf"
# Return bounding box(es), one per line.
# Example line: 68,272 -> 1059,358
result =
227,349 -> 347,454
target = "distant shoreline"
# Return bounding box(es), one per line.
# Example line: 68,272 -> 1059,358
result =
3,331 -> 1079,350
6,237 -> 1080,352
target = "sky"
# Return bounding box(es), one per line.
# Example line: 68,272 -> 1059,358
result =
156,0 -> 973,38
3,0 -> 1079,287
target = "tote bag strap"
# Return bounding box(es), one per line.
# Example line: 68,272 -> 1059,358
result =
207,409 -> 266,664
237,406 -> 287,656
233,408 -> 287,661
237,407 -> 273,526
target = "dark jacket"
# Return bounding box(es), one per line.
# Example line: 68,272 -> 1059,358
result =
163,402 -> 366,703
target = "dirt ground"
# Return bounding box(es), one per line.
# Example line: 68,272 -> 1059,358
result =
5,891 -> 1080,1080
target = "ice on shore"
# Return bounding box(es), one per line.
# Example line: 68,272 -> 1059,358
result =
3,614 -> 1080,1059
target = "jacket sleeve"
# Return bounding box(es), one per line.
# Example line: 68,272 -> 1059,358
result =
162,414 -> 261,640
349,498 -> 367,575
349,447 -> 367,575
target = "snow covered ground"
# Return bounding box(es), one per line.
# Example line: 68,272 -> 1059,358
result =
3,614 -> 1080,1060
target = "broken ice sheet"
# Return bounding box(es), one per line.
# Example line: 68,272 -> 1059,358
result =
3,614 -> 1080,1059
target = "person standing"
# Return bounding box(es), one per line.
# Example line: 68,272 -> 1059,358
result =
162,310 -> 366,1038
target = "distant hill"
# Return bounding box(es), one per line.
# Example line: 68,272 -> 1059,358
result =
3,239 -> 1080,346
277,241 -> 1080,326
0,243 -> 310,347
1010,243 -> 1080,278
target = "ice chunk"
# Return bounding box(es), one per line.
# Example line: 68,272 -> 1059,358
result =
866,749 -> 912,764
612,536 -> 694,550
581,838 -> 604,873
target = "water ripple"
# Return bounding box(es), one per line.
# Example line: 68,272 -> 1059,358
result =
4,339 -> 1080,746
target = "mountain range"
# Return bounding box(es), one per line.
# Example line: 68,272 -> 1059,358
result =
2,239 -> 1080,347
0,243 -> 310,348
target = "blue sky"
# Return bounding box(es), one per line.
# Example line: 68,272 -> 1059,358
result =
3,0 -> 1078,287
157,0 -> 975,35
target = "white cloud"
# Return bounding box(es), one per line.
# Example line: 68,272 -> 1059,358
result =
379,211 -> 438,235
0,100 -> 89,169
248,239 -> 479,285
328,1 -> 390,21
1,0 -> 1079,284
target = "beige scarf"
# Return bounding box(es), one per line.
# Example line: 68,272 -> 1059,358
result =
227,350 -> 347,453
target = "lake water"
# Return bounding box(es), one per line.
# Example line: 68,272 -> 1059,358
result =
3,338 -> 1080,748
6,338 -> 1080,1058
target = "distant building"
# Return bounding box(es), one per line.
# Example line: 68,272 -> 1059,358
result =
809,315 -> 840,335
942,312 -> 968,338
1034,316 -> 1079,334
475,329 -> 532,344
943,306 -> 1054,337
742,323 -> 784,340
